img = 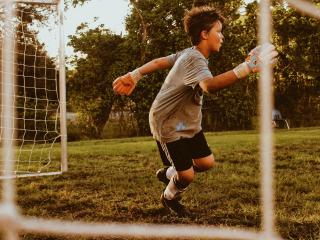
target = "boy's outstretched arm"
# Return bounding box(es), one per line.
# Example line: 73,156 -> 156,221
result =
113,57 -> 172,96
200,43 -> 278,93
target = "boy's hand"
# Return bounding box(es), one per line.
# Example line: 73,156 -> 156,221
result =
245,45 -> 261,72
233,43 -> 278,79
113,73 -> 136,96
246,43 -> 278,73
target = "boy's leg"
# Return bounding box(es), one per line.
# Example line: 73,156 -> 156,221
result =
189,130 -> 215,172
160,130 -> 213,194
193,154 -> 215,172
156,130 -> 213,186
161,167 -> 193,216
159,131 -> 214,215
156,141 -> 171,166
156,141 -> 177,185
158,139 -> 195,215
164,167 -> 194,200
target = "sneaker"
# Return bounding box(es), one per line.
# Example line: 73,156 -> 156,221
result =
160,193 -> 188,217
156,167 -> 170,186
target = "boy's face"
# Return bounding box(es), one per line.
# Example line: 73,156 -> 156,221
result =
205,20 -> 224,52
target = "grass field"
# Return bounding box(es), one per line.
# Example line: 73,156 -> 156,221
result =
12,128 -> 320,240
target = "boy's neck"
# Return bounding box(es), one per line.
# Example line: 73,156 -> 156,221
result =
195,44 -> 210,59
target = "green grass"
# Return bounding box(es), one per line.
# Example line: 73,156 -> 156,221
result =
11,128 -> 320,239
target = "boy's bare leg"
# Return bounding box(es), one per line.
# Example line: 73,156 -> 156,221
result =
161,155 -> 215,215
193,154 -> 215,172
161,167 -> 194,216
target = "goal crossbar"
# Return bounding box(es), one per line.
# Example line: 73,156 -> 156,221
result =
11,215 -> 264,240
0,171 -> 62,179
14,0 -> 58,5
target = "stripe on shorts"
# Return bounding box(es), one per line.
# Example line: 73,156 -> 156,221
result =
159,142 -> 174,166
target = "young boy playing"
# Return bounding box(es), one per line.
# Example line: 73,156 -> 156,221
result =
113,5 -> 277,216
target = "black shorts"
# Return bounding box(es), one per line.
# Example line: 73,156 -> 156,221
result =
156,130 -> 212,171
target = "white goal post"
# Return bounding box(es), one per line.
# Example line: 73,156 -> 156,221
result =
0,0 -> 67,179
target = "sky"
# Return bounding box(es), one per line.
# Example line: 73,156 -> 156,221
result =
38,0 -> 131,57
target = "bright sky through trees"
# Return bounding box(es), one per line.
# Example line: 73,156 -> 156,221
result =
38,0 -> 130,57
38,0 -> 256,57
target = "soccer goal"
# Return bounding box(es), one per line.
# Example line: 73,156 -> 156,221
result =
0,0 -> 319,240
0,0 -> 67,179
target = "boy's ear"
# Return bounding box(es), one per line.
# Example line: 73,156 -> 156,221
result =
200,30 -> 209,40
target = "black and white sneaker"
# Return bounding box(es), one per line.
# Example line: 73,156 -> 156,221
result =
160,193 -> 188,217
156,167 -> 170,186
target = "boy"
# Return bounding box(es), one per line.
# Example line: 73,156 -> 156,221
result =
113,6 -> 277,216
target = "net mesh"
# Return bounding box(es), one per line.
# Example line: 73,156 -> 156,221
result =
0,3 -> 61,176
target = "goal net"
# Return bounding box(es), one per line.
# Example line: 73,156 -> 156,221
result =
0,0 -> 67,178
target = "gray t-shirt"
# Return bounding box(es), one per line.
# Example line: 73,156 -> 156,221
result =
149,47 -> 213,142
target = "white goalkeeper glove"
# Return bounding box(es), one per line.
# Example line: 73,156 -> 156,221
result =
233,43 -> 278,79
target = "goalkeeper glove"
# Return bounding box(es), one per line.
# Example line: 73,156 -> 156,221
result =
233,43 -> 277,79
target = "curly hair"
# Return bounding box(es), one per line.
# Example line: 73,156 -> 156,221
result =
184,6 -> 225,45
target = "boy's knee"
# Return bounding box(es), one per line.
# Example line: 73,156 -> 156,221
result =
201,159 -> 215,171
207,155 -> 215,169
177,168 -> 194,185
194,155 -> 215,172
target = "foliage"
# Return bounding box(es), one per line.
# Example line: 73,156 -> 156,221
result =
65,0 -> 90,8
272,2 -> 320,127
67,23 -> 127,137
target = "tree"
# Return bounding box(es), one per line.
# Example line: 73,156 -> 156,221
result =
272,1 -> 320,126
68,24 -> 126,137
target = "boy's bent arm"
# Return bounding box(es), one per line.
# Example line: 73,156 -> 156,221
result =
200,43 -> 278,94
138,57 -> 173,75
199,70 -> 239,93
113,57 -> 172,96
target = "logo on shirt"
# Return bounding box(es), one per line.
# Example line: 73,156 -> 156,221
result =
176,122 -> 186,131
